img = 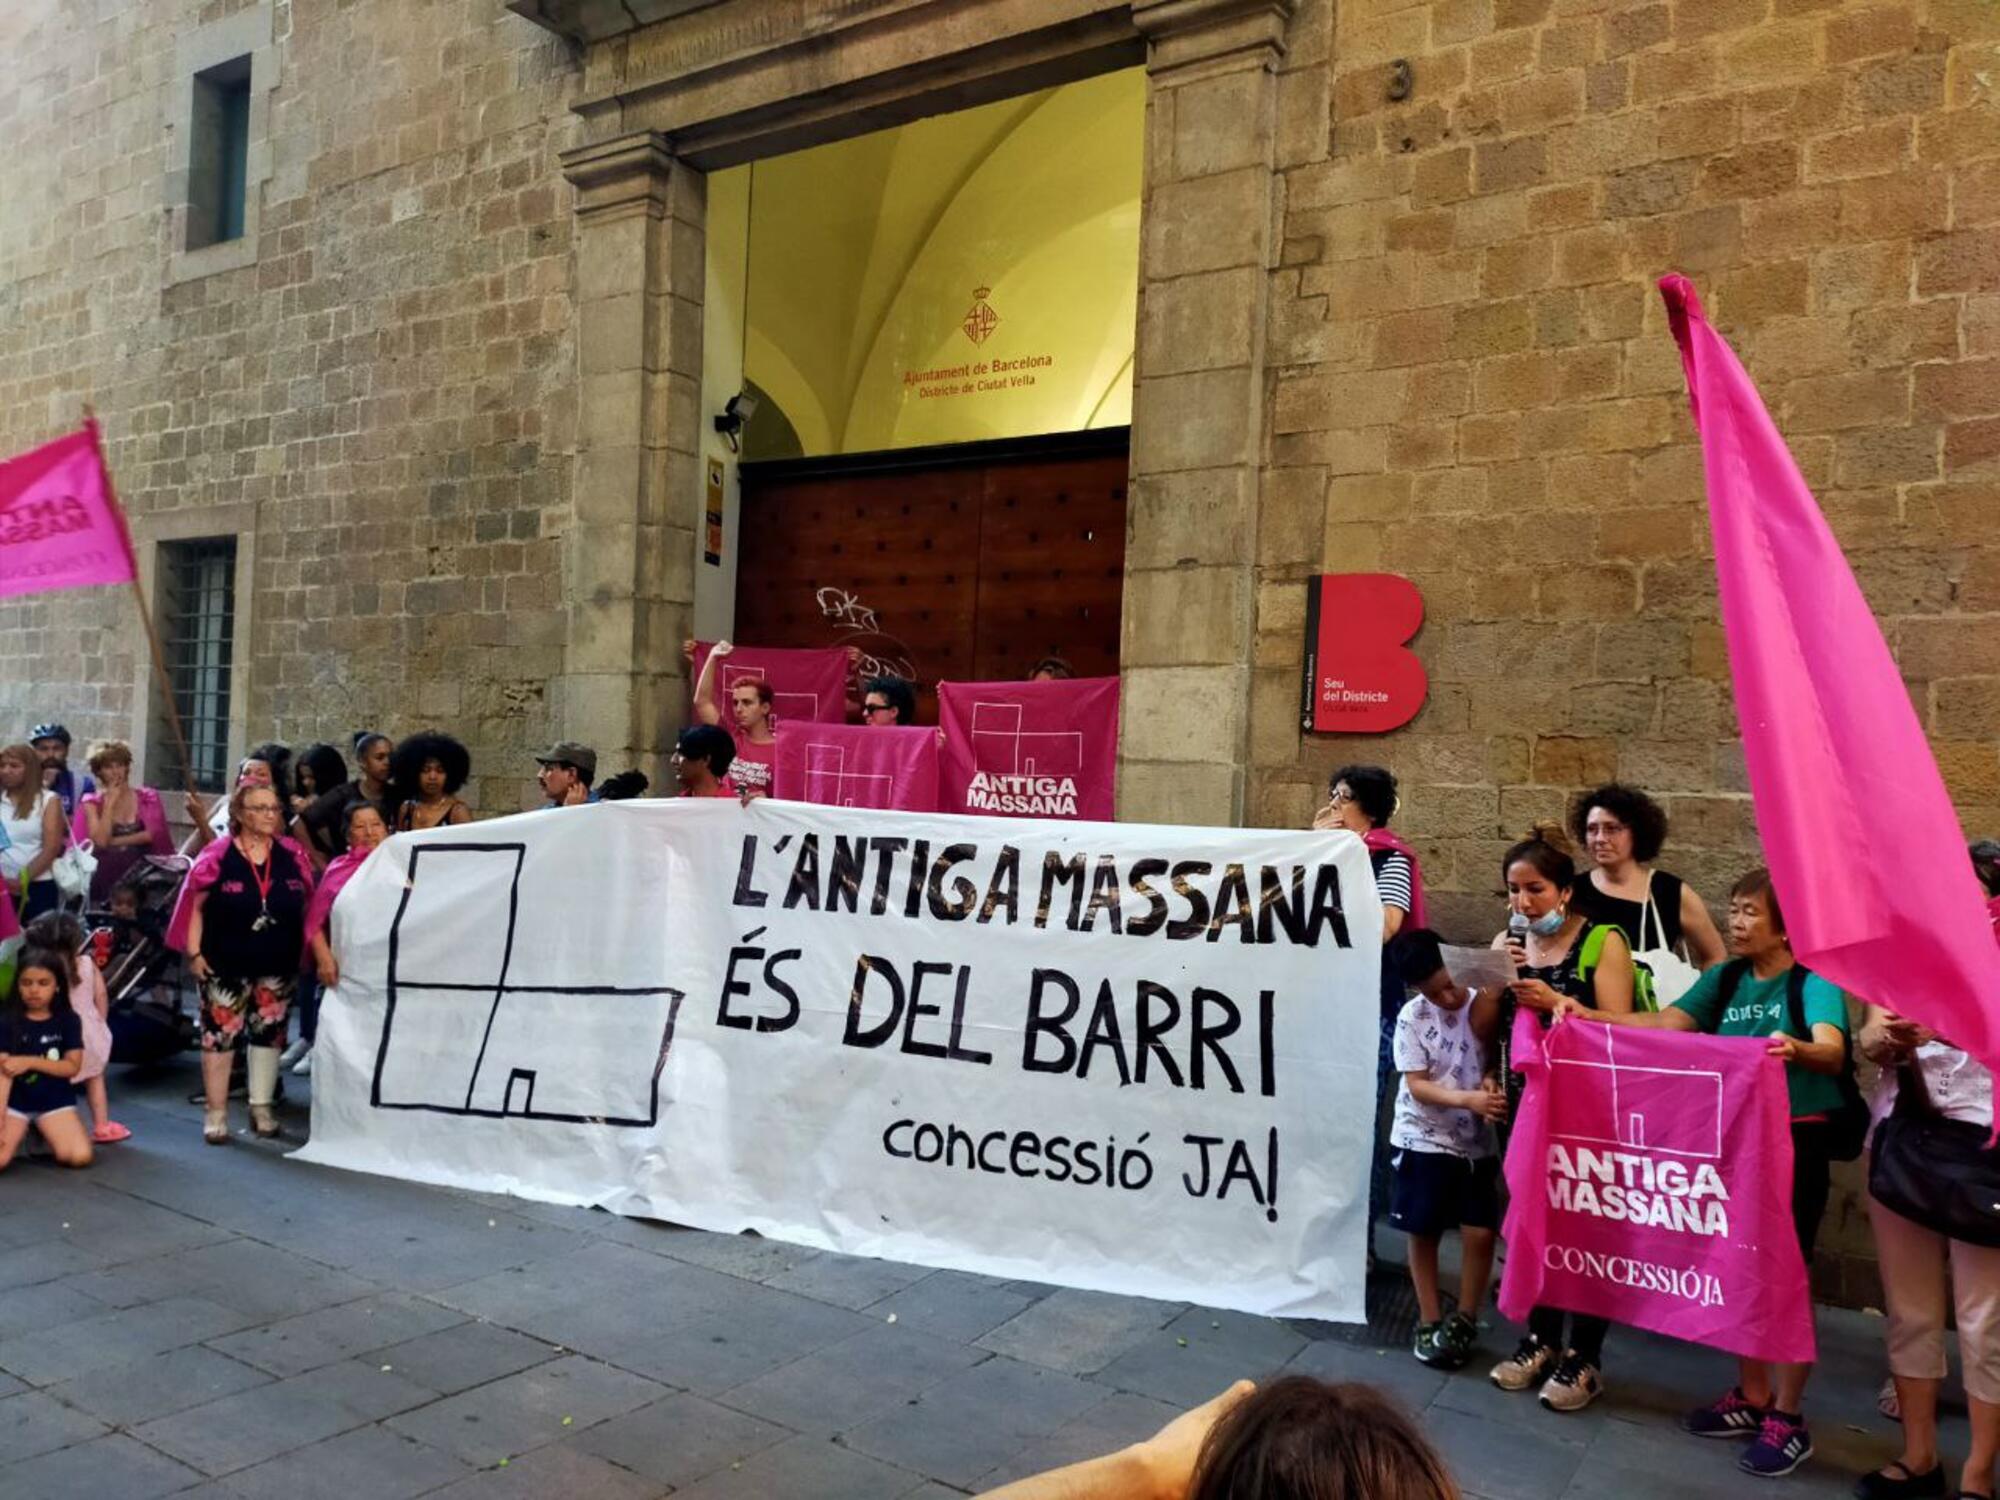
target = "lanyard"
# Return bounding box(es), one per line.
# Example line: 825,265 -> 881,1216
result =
241,841 -> 275,922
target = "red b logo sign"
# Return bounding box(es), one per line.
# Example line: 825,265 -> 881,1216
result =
1300,574 -> 1427,734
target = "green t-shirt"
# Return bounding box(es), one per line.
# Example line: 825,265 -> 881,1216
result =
1671,963 -> 1849,1120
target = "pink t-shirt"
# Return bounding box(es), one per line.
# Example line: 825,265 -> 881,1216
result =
730,736 -> 775,797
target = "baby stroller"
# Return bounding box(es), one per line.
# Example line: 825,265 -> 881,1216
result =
83,855 -> 196,1066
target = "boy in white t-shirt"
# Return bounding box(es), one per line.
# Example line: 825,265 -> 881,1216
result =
1388,928 -> 1505,1370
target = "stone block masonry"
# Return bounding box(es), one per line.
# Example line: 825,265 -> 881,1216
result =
0,0 -> 583,812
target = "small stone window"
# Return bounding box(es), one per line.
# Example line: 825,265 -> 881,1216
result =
186,57 -> 252,251
153,537 -> 239,793
166,0 -> 275,285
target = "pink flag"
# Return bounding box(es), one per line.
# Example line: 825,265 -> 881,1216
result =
1663,275 -> 2000,1074
936,677 -> 1119,822
773,722 -> 941,812
0,424 -> 137,601
694,641 -> 850,726
1500,1011 -> 1814,1363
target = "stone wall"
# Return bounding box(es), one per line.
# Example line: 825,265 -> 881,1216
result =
0,0 -> 582,810
1250,0 -> 2000,1301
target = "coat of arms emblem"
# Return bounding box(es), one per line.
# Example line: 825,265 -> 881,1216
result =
961,286 -> 999,346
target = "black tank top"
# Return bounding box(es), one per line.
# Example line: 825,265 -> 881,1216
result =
1573,870 -> 1685,952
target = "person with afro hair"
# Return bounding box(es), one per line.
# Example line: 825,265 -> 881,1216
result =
391,732 -> 474,831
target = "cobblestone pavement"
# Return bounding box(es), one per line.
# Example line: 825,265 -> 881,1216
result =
0,1064 -> 1943,1498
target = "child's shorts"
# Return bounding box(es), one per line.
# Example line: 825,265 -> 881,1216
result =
1389,1148 -> 1500,1237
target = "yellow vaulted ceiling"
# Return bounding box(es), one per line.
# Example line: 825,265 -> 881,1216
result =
721,68 -> 1142,459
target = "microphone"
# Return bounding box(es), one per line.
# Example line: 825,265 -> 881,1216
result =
1507,912 -> 1529,951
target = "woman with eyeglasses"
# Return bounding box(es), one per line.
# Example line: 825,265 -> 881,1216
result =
168,782 -> 315,1143
1312,765 -> 1428,1268
1568,783 -> 1726,976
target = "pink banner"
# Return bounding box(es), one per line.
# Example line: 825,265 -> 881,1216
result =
1663,275 -> 2000,1087
694,641 -> 850,726
0,424 -> 136,601
772,723 -> 940,812
936,678 -> 1118,822
1499,1011 -> 1815,1365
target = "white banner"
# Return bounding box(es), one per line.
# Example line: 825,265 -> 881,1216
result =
296,800 -> 1381,1319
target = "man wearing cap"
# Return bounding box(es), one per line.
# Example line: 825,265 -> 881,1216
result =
535,741 -> 598,807
31,724 -> 95,818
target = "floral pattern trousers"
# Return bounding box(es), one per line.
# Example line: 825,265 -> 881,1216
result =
198,973 -> 296,1052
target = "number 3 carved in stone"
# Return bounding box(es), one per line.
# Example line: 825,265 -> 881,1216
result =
1300,574 -> 1428,734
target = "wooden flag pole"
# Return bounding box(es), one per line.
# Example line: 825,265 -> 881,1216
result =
81,410 -> 203,809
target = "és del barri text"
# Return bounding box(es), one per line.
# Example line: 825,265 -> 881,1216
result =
719,832 -> 1358,1225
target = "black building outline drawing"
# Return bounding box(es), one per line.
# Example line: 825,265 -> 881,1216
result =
368,841 -> 682,1127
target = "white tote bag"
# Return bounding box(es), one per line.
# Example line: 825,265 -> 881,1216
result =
1633,872 -> 1701,1005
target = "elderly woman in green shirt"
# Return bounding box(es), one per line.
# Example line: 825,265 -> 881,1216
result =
1553,866 -> 1848,1483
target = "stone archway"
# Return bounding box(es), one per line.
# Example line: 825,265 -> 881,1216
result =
534,0 -> 1296,825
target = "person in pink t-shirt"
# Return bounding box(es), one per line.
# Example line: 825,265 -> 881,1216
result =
690,640 -> 776,800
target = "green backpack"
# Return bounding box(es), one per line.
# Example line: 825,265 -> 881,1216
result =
1574,922 -> 1659,1013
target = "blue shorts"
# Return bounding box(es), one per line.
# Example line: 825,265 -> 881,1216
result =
1389,1148 -> 1500,1238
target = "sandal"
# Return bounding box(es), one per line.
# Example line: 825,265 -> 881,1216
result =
248,1105 -> 280,1139
203,1110 -> 229,1145
90,1121 -> 131,1145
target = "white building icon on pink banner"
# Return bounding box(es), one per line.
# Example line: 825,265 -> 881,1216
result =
801,741 -> 897,808
967,702 -> 1085,777
720,659 -> 825,723
1546,1026 -> 1725,1161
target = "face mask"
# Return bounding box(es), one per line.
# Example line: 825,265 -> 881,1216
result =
1528,907 -> 1567,937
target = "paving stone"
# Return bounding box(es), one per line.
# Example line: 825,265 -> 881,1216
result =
0,1282 -> 111,1341
369,1320 -> 558,1396
1093,1329 -> 1271,1408
46,1345 -> 270,1428
0,1390 -> 109,1463
573,1391 -> 791,1486
897,1485 -> 974,1499
1163,1305 -> 1308,1367
843,1355 -> 1111,1487
763,1251 -> 936,1310
1284,1336 -> 1449,1415
719,1322 -> 989,1435
866,1271 -> 1036,1343
590,1286 -> 878,1394
208,1292 -> 465,1376
132,1360 -> 439,1476
644,1225 -> 824,1282
0,1295 -> 257,1386
383,1354 -> 667,1466
421,1441 -> 668,1499
975,1287 -> 1182,1376
131,1238 -> 382,1323
972,1390 -> 1184,1489
217,1423 -> 473,1500
1423,1406 -> 1589,1500
0,1433 -> 203,1500
671,1431 -> 932,1499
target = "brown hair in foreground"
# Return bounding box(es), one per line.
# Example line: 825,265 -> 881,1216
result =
1190,1376 -> 1459,1500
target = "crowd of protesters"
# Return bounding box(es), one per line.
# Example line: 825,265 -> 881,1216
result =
4,697 -> 1997,1494
1333,761 -> 2000,1495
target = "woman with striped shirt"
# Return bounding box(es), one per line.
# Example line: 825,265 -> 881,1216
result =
1314,764 -> 1427,1261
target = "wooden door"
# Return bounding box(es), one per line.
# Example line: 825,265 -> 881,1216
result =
735,434 -> 1127,721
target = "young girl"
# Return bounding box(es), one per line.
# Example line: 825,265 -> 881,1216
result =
25,913 -> 127,1144
0,948 -> 94,1169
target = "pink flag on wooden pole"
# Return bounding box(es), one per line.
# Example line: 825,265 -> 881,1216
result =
1662,274 -> 2000,1075
0,424 -> 137,601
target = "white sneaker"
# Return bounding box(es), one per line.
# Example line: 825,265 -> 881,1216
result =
291,1047 -> 313,1076
279,1037 -> 310,1068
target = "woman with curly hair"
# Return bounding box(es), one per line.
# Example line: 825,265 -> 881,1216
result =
391,732 -> 473,831
1568,783 -> 1726,974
